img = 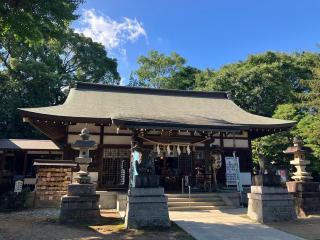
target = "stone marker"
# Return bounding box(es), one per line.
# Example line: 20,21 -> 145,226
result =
125,144 -> 170,228
284,137 -> 320,217
59,128 -> 100,223
247,153 -> 296,223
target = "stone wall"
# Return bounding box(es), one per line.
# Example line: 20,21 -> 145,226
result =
35,165 -> 73,207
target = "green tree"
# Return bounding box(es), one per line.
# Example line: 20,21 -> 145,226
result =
252,104 -> 304,170
166,66 -> 201,90
197,52 -> 318,116
252,60 -> 320,173
0,0 -> 83,44
129,50 -> 190,89
0,1 -> 120,139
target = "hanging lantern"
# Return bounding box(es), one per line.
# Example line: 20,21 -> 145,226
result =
157,144 -> 161,156
167,145 -> 171,155
172,146 -> 177,157
186,145 -> 191,155
211,151 -> 222,170
177,145 -> 181,156
182,146 -> 187,154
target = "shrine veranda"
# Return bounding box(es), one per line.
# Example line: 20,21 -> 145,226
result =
18,82 -> 295,192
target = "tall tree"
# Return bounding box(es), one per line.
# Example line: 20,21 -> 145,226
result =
0,1 -> 120,139
251,55 -> 320,174
129,50 -> 191,89
0,0 -> 83,44
197,52 -> 317,117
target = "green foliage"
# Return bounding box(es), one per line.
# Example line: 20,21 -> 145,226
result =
129,50 -> 199,89
197,52 -> 317,116
298,68 -> 320,112
0,1 -> 120,139
0,0 -> 83,44
252,104 -> 303,170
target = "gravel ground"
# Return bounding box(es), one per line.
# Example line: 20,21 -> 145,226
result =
267,214 -> 320,240
0,208 -> 194,240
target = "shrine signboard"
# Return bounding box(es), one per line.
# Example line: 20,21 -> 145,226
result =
225,156 -> 239,187
14,180 -> 23,193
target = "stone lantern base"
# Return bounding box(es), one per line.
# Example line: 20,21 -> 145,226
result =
286,181 -> 320,217
60,183 -> 100,224
125,187 -> 170,229
247,186 -> 296,223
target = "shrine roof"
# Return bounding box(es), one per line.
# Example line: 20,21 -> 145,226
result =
19,82 -> 295,132
0,139 -> 61,150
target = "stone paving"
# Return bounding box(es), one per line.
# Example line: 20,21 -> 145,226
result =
169,208 -> 305,240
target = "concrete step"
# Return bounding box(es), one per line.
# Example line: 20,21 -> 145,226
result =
168,197 -> 221,202
169,205 -> 232,211
166,193 -> 229,211
166,193 -> 221,198
168,201 -> 226,207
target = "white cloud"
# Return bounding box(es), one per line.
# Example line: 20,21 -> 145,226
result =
120,77 -> 126,86
75,9 -> 147,54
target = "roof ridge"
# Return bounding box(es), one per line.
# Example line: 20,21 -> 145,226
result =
74,82 -> 229,99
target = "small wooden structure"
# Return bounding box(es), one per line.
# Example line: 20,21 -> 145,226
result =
0,139 -> 62,192
34,159 -> 76,207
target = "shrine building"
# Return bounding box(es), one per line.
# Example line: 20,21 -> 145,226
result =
19,82 -> 295,192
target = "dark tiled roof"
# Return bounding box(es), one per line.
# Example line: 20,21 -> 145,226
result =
19,82 -> 295,131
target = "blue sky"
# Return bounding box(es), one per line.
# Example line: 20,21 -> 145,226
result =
73,0 -> 320,84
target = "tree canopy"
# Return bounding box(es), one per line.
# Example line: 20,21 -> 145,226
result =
129,50 -> 199,89
130,50 -> 320,173
0,0 -> 120,139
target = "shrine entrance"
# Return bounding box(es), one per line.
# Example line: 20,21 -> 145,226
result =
154,153 -> 213,193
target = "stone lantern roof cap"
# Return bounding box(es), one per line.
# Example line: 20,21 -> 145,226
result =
283,137 -> 312,154
71,128 -> 97,150
72,140 -> 97,150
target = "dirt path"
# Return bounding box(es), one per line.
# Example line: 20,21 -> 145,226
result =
267,214 -> 320,240
0,209 -> 194,240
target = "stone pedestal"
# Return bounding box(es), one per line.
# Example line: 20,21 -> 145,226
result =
60,183 -> 100,224
247,186 -> 296,223
287,181 -> 320,217
125,187 -> 170,229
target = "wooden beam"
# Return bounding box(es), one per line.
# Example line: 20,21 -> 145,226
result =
99,125 -> 104,145
27,118 -> 66,142
23,151 -> 28,177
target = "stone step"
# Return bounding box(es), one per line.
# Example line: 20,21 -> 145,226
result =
167,197 -> 221,202
166,193 -> 221,198
169,205 -> 232,211
168,201 -> 225,207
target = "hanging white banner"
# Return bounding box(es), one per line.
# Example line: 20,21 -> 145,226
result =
225,156 -> 239,186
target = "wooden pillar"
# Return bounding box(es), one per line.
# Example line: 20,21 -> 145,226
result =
13,152 -> 16,175
204,140 -> 211,175
99,125 -> 104,145
23,151 -> 28,177
247,132 -> 253,175
97,125 -> 104,189
219,132 -> 226,186
0,151 -> 4,184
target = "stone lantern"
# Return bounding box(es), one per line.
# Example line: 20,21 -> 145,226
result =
284,137 -> 312,182
71,128 -> 97,184
59,128 -> 100,223
284,137 -> 320,217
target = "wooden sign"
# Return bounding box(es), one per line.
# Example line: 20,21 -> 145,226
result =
14,180 -> 23,193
